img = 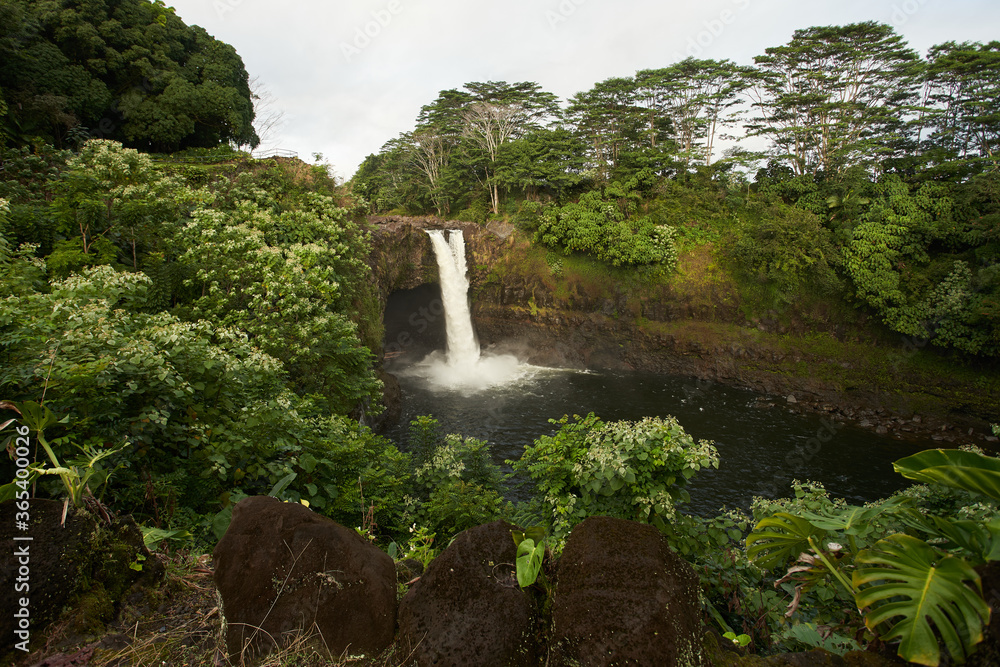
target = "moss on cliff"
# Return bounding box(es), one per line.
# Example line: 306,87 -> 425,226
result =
370,218 -> 999,429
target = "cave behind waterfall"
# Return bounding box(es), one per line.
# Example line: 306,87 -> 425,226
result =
383,283 -> 447,374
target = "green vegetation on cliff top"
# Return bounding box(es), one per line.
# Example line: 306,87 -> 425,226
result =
1,9 -> 999,665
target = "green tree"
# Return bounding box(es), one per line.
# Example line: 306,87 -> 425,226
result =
566,76 -> 646,182
636,59 -> 749,169
747,22 -> 922,176
0,0 -> 257,151
458,81 -> 560,215
356,81 -> 561,216
922,41 -> 1000,175
495,128 -> 588,202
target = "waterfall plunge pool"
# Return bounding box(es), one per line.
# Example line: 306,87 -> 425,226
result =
382,230 -> 939,516
385,367 -> 939,516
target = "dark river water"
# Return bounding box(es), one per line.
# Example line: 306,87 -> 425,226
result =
385,364 -> 939,517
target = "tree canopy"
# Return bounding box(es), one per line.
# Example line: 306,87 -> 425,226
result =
0,0 -> 258,152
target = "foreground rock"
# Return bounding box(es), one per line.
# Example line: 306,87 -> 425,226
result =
212,496 -> 396,663
550,516 -> 705,667
0,499 -> 161,659
396,520 -> 541,666
968,561 -> 1000,667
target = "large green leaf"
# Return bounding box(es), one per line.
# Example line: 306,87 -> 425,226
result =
14,401 -> 59,434
797,496 -> 906,536
898,509 -> 1000,565
747,512 -> 827,570
894,449 -> 1000,502
515,538 -> 545,588
854,534 -> 989,666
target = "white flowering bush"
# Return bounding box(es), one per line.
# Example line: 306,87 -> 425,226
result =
399,417 -> 509,540
1,264 -> 408,535
177,195 -> 380,412
49,139 -> 187,274
511,413 -> 718,543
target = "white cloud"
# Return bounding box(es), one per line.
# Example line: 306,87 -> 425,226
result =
168,0 -> 1000,180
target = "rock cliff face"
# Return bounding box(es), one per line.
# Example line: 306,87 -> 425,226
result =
368,217 -> 999,442
368,217 -> 445,299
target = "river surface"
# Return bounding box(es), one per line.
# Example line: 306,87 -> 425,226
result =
386,365 -> 939,516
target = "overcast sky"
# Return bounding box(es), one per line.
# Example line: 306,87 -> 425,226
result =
166,0 -> 1000,181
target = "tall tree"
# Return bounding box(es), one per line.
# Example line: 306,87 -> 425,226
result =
566,77 -> 645,182
922,41 -> 1000,174
0,0 -> 258,151
636,59 -> 749,169
496,128 -> 588,201
746,22 -> 922,177
385,128 -> 456,216
458,81 -> 560,214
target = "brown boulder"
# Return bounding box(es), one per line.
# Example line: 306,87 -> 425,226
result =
967,560 -> 1000,667
550,515 -> 706,667
0,499 -> 161,659
212,496 -> 396,663
396,520 -> 541,666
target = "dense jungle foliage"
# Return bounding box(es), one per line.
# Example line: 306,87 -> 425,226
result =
355,24 -> 1000,357
0,0 -> 258,151
2,7 -> 1000,664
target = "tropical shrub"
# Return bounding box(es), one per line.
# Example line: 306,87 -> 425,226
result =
50,140 -> 188,272
510,413 -> 718,543
535,172 -> 679,269
844,175 -> 998,355
400,417 -> 510,541
746,448 -> 1000,666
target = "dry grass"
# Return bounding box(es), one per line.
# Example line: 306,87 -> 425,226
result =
11,553 -> 411,667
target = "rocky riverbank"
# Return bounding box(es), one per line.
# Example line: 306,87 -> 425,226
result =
368,216 -> 1000,448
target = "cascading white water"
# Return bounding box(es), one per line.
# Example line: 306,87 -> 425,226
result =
411,228 -> 531,393
426,229 -> 480,367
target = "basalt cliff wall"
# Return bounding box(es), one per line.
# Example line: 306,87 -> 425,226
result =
368,216 -> 999,445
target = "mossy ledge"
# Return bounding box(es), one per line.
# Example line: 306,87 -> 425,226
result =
368,217 -> 999,443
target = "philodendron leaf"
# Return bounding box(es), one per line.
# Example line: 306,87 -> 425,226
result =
797,496 -> 905,535
515,538 -> 545,588
747,512 -> 827,570
15,401 -> 58,434
898,509 -> 996,565
854,534 -> 989,667
985,518 -> 1000,562
893,449 -> 1000,503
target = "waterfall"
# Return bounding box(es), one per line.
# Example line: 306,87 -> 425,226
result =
426,229 -> 480,367
410,228 -> 530,393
